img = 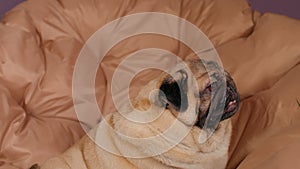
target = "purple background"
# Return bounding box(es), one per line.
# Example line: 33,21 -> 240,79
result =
0,0 -> 24,19
0,0 -> 300,20
248,0 -> 300,20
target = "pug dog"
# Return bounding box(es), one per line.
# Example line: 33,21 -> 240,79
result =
37,59 -> 239,169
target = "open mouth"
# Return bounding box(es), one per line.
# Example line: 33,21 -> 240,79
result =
222,81 -> 240,121
196,78 -> 240,129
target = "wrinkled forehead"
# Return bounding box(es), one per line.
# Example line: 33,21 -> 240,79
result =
187,60 -> 229,91
165,59 -> 226,83
188,60 -> 223,73
169,59 -> 205,74
184,59 -> 224,79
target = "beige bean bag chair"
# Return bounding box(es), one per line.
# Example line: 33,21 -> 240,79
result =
0,0 -> 299,168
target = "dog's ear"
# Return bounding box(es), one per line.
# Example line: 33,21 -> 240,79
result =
159,72 -> 188,112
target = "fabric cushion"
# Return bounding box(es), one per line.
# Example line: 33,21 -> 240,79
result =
217,13 -> 300,169
0,0 -> 253,168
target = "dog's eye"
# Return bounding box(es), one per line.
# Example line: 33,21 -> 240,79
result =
196,82 -> 216,98
205,85 -> 212,92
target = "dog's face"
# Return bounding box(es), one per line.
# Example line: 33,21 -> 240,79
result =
158,59 -> 240,130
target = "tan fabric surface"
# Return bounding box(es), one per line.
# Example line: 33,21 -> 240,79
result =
0,0 -> 253,168
217,13 -> 300,169
2,0 -> 300,169
218,13 -> 300,99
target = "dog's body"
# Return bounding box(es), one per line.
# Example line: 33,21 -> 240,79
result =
40,59 -> 239,169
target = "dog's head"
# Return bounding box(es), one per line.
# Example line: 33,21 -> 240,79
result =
158,59 -> 240,129
110,59 -> 240,168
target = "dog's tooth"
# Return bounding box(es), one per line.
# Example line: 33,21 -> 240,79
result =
228,100 -> 236,106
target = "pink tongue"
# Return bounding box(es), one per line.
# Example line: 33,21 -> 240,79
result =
226,100 -> 236,112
